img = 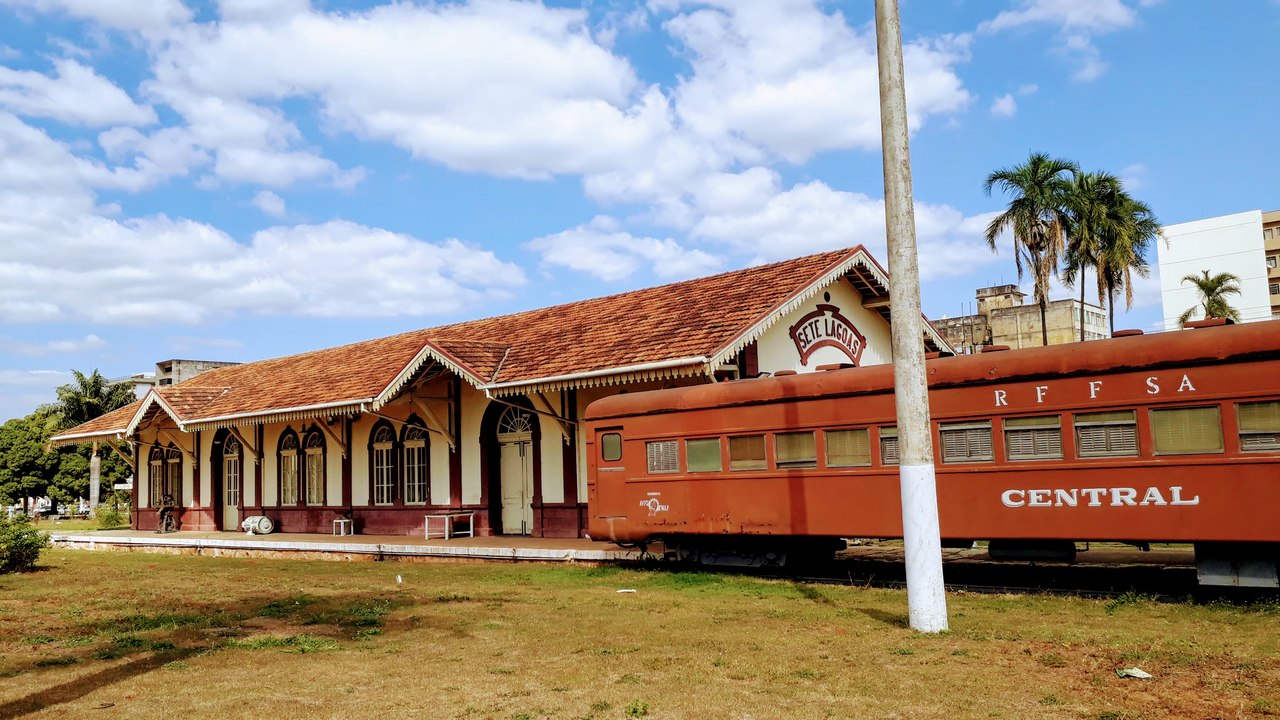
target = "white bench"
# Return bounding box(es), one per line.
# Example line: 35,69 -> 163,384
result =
425,512 -> 474,540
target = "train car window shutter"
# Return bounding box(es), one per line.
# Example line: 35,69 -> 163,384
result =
646,440 -> 679,474
728,435 -> 767,471
939,422 -> 993,463
1238,401 -> 1280,451
1151,406 -> 1223,455
1074,411 -> 1138,457
685,438 -> 722,472
826,429 -> 871,467
1004,416 -> 1063,461
879,427 -> 899,465
775,432 -> 817,468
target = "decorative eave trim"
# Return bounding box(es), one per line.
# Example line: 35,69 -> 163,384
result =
47,429 -> 127,448
183,399 -> 371,432
706,248 -> 875,369
373,341 -> 491,410
481,356 -> 711,398
125,389 -> 190,436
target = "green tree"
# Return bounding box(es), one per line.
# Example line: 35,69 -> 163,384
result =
984,152 -> 1078,346
53,369 -> 136,430
1178,270 -> 1243,327
0,412 -> 60,512
1063,170 -> 1124,341
51,369 -> 136,511
1097,195 -> 1160,334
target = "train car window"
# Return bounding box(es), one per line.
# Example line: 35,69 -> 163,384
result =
645,440 -> 679,474
939,421 -> 994,463
1151,406 -> 1223,455
825,428 -> 871,467
686,438 -> 722,472
880,427 -> 899,465
775,432 -> 817,468
1074,410 -> 1138,457
1003,416 -> 1063,461
601,433 -> 622,462
1238,401 -> 1280,451
728,435 -> 767,471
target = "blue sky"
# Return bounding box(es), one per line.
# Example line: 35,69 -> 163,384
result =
1,0 -> 1278,421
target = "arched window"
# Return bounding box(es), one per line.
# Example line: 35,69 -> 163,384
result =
149,447 -> 164,507
371,423 -> 396,506
279,430 -> 300,506
165,447 -> 181,505
403,422 -> 429,505
149,445 -> 182,507
304,429 -> 325,506
223,435 -> 242,509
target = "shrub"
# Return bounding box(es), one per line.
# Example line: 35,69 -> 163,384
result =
0,515 -> 50,573
95,503 -> 126,529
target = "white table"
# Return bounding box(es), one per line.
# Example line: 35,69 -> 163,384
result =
425,512 -> 474,540
332,518 -> 353,536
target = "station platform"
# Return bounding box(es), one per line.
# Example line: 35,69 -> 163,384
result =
49,529 -> 640,564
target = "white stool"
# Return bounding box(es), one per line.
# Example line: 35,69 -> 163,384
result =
332,518 -> 353,536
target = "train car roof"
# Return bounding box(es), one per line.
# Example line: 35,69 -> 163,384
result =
584,320 -> 1280,421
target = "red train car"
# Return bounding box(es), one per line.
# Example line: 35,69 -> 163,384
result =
584,320 -> 1280,586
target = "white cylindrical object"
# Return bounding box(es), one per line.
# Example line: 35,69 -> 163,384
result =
900,463 -> 948,632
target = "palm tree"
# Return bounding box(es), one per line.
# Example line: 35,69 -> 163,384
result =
53,369 -> 136,430
1097,195 -> 1160,334
1063,171 -> 1124,341
984,152 -> 1078,345
1178,270 -> 1243,326
53,369 -> 137,514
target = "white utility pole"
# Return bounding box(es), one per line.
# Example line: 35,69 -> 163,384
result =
873,0 -> 948,633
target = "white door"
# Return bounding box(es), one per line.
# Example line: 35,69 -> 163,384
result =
497,407 -> 535,535
222,437 -> 242,531
500,440 -> 533,535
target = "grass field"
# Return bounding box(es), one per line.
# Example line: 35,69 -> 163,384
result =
0,550 -> 1276,720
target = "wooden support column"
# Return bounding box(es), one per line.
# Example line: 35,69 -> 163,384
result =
449,376 -> 462,506
341,417 -> 353,509
193,431 -> 201,509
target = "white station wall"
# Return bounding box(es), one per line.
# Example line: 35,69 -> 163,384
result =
756,280 -> 893,373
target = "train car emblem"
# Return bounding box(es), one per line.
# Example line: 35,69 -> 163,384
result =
788,302 -> 866,366
640,492 -> 669,516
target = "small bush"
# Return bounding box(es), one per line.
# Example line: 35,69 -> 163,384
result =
95,503 -> 126,529
0,514 -> 50,573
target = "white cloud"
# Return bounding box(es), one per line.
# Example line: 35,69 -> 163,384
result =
0,114 -> 525,325
1120,163 -> 1148,190
688,175 -> 1001,281
663,1 -> 970,163
990,94 -> 1017,118
526,215 -> 722,281
251,190 -> 286,218
0,59 -> 156,127
143,2 -> 666,181
0,334 -> 106,355
0,0 -> 192,34
980,0 -> 1137,34
978,0 -> 1146,82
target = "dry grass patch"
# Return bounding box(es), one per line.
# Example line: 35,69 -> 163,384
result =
0,550 -> 1275,719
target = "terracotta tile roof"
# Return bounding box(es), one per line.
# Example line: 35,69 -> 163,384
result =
49,401 -> 142,444
429,247 -> 854,384
56,246 -> 930,435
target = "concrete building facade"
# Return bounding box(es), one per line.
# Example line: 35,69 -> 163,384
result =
1158,209 -> 1279,330
933,284 -> 1109,353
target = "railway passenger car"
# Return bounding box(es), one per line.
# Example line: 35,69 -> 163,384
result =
584,320 -> 1280,587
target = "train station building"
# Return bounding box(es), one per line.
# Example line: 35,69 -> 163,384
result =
51,246 -> 951,539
